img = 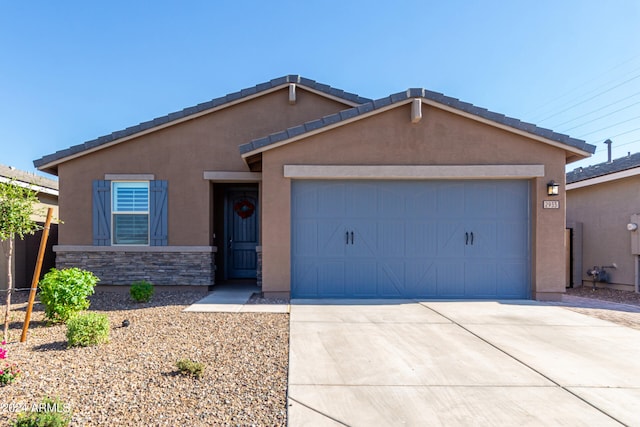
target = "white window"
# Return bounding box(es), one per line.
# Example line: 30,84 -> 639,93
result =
112,182 -> 149,245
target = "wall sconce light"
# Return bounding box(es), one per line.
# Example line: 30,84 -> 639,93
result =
627,223 -> 638,231
547,181 -> 559,196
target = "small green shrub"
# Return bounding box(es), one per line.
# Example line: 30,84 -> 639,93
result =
39,268 -> 99,324
176,358 -> 205,378
0,363 -> 21,386
130,280 -> 154,303
66,313 -> 110,348
12,397 -> 71,427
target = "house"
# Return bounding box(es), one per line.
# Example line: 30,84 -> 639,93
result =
34,75 -> 595,300
0,165 -> 59,291
567,151 -> 640,292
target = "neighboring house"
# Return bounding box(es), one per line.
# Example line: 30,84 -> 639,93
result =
567,152 -> 640,292
0,164 -> 59,291
34,75 -> 594,300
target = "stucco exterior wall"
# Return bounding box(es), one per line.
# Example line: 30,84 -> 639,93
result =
56,88 -> 349,247
567,176 -> 640,290
260,103 -> 568,299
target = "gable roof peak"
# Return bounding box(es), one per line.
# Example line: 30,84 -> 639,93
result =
34,75 -> 372,174
240,88 -> 596,157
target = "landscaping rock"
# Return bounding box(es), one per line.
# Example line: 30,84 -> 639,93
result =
1,291 -> 288,426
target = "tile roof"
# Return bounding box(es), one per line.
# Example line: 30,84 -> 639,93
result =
240,88 -> 596,156
0,164 -> 58,191
566,152 -> 640,183
33,75 -> 372,170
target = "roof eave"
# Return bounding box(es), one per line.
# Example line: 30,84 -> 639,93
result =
567,165 -> 640,190
241,99 -> 412,160
241,97 -> 594,162
34,77 -> 368,173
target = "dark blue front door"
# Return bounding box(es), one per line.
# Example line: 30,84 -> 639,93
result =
225,190 -> 259,279
291,180 -> 530,299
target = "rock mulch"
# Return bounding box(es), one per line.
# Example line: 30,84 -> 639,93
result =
0,290 -> 289,426
1,285 -> 639,425
563,286 -> 640,330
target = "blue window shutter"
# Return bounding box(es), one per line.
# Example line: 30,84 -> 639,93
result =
150,180 -> 168,246
92,180 -> 111,246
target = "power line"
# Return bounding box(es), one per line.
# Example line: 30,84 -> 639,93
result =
536,72 -> 640,124
548,90 -> 640,129
593,137 -> 640,153
578,115 -> 640,138
563,100 -> 640,132
524,53 -> 640,118
609,126 -> 640,139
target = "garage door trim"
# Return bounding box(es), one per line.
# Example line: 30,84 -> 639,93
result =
284,164 -> 545,179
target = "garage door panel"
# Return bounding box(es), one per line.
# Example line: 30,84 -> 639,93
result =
379,262 -> 405,297
318,261 -> 347,297
437,222 -> 465,257
437,262 -> 465,297
292,220 -> 318,256
406,221 -> 438,257
465,262 -> 497,297
292,260 -> 318,297
291,180 -> 530,299
292,186 -> 319,218
497,221 -> 529,258
352,221 -> 377,257
318,221 -> 348,256
497,181 -> 530,218
348,183 -> 378,217
318,183 -> 347,217
465,182 -> 497,218
466,221 -> 497,258
378,185 -> 406,218
437,183 -> 465,218
379,221 -> 406,257
497,262 -> 529,298
406,186 -> 438,218
348,262 -> 378,297
405,260 -> 437,297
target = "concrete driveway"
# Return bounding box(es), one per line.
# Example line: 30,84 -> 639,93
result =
288,299 -> 640,426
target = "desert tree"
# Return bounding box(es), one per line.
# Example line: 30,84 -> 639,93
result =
0,180 -> 41,342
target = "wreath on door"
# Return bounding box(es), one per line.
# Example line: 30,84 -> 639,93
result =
234,199 -> 255,219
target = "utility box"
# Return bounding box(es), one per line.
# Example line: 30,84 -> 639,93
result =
631,214 -> 640,255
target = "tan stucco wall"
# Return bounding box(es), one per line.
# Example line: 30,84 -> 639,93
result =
31,193 -> 59,223
567,176 -> 640,289
260,103 -> 569,299
56,88 -> 349,246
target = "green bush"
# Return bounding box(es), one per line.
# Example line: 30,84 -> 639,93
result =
39,268 -> 99,324
66,312 -> 110,348
176,358 -> 205,379
12,397 -> 71,427
130,280 -> 154,303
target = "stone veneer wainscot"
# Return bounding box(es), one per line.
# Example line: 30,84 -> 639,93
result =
54,246 -> 216,286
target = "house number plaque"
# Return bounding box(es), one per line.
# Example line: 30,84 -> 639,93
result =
543,200 -> 560,209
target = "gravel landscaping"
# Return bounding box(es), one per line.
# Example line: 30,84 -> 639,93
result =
563,286 -> 640,330
1,285 -> 639,425
0,290 -> 289,426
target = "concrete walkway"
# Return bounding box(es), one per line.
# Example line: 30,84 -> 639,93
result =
288,299 -> 640,426
183,283 -> 289,313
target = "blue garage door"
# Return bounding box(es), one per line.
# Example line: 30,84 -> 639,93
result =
291,180 -> 530,299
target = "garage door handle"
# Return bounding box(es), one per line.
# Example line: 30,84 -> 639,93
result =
470,232 -> 474,245
350,231 -> 354,245
346,231 -> 349,245
465,232 -> 469,245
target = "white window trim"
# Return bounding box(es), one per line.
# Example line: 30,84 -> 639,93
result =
111,180 -> 150,246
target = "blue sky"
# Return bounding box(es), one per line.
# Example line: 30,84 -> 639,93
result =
1,1 -> 639,176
